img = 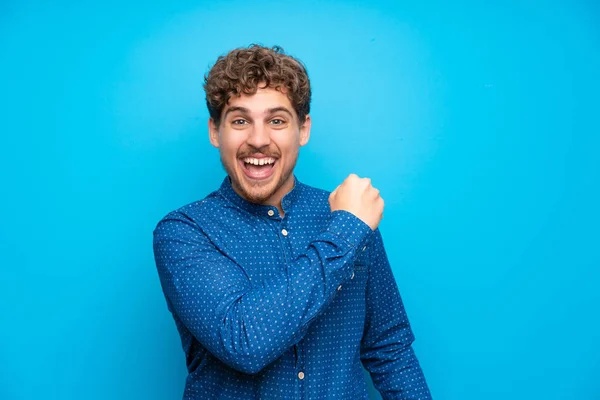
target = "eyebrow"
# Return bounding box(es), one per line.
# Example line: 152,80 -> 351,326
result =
223,106 -> 249,119
223,106 -> 294,119
266,107 -> 294,118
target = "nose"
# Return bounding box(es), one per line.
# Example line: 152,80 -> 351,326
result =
246,125 -> 271,149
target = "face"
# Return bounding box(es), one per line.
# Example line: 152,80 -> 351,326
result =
209,87 -> 311,206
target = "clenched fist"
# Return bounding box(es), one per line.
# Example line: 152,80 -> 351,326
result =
328,174 -> 384,231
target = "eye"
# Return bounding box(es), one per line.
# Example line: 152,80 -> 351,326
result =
270,119 -> 285,125
232,119 -> 248,125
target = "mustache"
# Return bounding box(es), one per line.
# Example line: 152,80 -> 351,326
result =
238,147 -> 280,158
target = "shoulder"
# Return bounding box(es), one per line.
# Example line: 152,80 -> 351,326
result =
153,190 -> 223,233
297,180 -> 332,204
292,180 -> 334,218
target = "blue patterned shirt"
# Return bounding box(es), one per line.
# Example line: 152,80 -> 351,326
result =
153,175 -> 432,399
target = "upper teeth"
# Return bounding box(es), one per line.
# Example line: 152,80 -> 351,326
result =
243,157 -> 275,166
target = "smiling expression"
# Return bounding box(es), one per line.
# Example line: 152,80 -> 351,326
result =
209,86 -> 311,209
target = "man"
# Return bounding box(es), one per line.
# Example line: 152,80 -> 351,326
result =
153,44 -> 432,399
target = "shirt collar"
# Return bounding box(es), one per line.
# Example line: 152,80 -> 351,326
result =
218,175 -> 303,216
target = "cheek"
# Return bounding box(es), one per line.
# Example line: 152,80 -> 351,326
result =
273,131 -> 301,152
219,134 -> 244,155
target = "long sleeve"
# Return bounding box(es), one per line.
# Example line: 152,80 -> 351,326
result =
153,209 -> 372,375
360,229 -> 432,399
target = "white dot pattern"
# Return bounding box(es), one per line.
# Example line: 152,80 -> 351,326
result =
153,176 -> 432,399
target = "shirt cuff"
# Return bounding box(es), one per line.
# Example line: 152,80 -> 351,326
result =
326,210 -> 374,251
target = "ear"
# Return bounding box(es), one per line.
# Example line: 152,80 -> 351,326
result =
299,114 -> 311,146
208,118 -> 220,148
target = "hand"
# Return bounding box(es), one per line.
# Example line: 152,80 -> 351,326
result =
328,174 -> 384,230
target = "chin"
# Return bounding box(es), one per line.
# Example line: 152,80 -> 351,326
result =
234,171 -> 282,204
241,185 -> 279,204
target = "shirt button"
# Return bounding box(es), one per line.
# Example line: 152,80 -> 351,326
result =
281,229 -> 288,236
298,371 -> 305,380
337,285 -> 342,290
268,210 -> 274,217
351,272 -> 355,279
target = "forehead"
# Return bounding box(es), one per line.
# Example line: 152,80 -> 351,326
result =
225,87 -> 294,114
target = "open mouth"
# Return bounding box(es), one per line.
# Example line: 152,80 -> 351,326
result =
239,156 -> 277,180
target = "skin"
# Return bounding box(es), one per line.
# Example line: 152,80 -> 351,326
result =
209,86 -> 311,217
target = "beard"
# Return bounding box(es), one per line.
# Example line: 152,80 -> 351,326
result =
220,147 -> 299,205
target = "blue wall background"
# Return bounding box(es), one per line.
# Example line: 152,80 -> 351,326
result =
1,1 -> 599,399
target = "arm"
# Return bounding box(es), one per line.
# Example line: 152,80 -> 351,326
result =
153,209 -> 372,375
360,229 -> 432,399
